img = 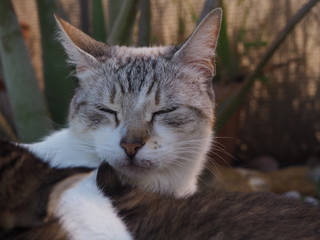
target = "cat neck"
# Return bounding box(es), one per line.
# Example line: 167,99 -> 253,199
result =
129,170 -> 198,197
23,128 -> 100,168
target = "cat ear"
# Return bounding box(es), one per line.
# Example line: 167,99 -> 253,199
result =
173,8 -> 222,79
54,15 -> 107,77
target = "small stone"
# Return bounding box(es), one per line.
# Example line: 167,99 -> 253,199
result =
283,191 -> 301,199
304,196 -> 319,206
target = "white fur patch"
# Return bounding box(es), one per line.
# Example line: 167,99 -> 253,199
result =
23,129 -> 100,168
54,171 -> 132,240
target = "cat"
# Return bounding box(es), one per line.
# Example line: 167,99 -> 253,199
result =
16,8 -> 223,239
97,162 -> 320,240
26,8 -> 221,197
0,140 -> 91,239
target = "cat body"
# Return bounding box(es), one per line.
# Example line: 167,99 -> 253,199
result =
1,140 -> 132,240
6,219 -> 68,240
0,140 -> 91,239
97,162 -> 320,240
52,170 -> 133,240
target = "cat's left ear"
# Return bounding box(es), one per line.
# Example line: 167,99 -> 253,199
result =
172,8 -> 222,79
54,15 -> 107,78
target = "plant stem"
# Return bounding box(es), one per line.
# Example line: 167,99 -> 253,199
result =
198,0 -> 220,23
107,0 -> 140,45
138,0 -> 151,46
92,0 -> 107,42
109,0 -> 122,31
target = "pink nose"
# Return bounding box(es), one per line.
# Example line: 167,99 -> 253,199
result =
120,142 -> 143,159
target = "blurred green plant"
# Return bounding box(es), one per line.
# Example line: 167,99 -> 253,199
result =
214,0 -> 319,132
92,0 -> 107,41
0,0 -> 52,142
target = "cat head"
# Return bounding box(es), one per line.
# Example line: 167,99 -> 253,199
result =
56,9 -> 222,195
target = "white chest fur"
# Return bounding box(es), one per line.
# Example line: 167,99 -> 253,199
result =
54,171 -> 132,240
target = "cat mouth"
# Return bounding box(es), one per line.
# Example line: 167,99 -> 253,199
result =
115,158 -> 157,175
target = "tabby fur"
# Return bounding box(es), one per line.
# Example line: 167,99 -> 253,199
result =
97,162 -> 320,240
0,140 -> 91,239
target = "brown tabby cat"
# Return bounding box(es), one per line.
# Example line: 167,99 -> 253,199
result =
97,162 -> 320,240
0,140 -> 92,239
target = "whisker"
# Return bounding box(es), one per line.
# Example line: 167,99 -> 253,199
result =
212,141 -> 228,151
202,165 -> 225,185
207,150 -> 232,167
169,161 -> 207,186
211,147 -> 237,162
213,136 -> 236,140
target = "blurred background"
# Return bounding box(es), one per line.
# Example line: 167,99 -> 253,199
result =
0,0 -> 319,171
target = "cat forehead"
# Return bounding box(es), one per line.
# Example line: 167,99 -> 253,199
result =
77,45 -> 206,101
85,46 -> 182,95
94,45 -> 177,79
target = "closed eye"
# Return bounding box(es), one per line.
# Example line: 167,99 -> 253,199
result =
96,106 -> 119,125
152,107 -> 178,121
153,107 -> 177,115
96,106 -> 117,115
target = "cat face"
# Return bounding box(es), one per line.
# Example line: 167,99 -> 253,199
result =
56,9 -> 221,188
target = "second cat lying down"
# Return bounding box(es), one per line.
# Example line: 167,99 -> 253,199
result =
0,140 -> 92,239
97,162 -> 320,240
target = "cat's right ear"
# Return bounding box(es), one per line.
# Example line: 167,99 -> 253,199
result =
54,15 -> 107,78
172,8 -> 222,80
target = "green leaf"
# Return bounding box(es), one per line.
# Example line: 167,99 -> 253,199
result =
138,0 -> 151,46
109,0 -> 122,31
36,0 -> 75,126
243,41 -> 268,49
257,74 -> 268,83
92,0 -> 107,42
0,0 -> 52,142
108,0 -> 141,45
